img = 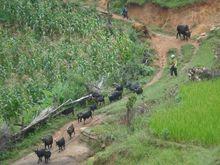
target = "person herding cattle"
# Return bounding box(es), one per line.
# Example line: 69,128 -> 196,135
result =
170,54 -> 178,77
176,25 -> 191,41
121,6 -> 128,19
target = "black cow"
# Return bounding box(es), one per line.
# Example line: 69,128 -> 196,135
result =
129,83 -> 140,91
34,149 -> 51,164
44,150 -> 51,163
109,91 -> 122,103
77,112 -> 83,123
92,92 -> 105,105
176,25 -> 191,41
92,92 -> 101,98
89,104 -> 97,111
41,135 -> 53,149
34,149 -> 45,164
55,137 -> 65,152
78,98 -> 87,107
127,82 -> 143,95
79,110 -> 93,124
134,87 -> 143,95
67,123 -> 75,139
115,84 -> 123,92
96,95 -> 105,105
61,107 -> 74,116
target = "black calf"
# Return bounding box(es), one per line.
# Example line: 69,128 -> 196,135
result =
61,107 -> 74,116
67,123 -> 75,139
56,137 -> 65,152
81,110 -> 93,124
77,112 -> 83,123
41,135 -> 53,149
89,104 -> 97,111
34,149 -> 45,164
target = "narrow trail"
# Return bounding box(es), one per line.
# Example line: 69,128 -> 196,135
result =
13,2 -> 205,165
13,115 -> 104,165
97,6 -> 199,88
144,33 -> 199,88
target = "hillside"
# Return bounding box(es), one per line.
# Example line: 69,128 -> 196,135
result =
1,0 -> 220,165
0,0 -> 151,131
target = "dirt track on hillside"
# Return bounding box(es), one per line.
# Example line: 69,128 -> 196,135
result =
12,115 -> 104,165
144,33 -> 199,88
97,3 -> 200,88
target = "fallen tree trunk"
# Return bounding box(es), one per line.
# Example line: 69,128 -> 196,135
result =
10,94 -> 92,143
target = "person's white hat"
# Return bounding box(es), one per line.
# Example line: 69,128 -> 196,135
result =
171,54 -> 175,58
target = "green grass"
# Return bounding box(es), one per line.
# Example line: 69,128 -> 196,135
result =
108,0 -> 205,13
180,44 -> 196,64
150,79 -> 220,145
91,127 -> 219,165
130,0 -> 206,8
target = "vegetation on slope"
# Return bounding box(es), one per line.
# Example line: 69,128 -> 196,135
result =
0,0 -> 153,133
0,0 -> 155,163
86,29 -> 220,164
150,30 -> 220,145
127,0 -> 205,8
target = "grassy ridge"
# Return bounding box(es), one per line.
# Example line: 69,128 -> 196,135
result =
127,0 -> 206,8
109,0 -> 205,14
150,79 -> 220,145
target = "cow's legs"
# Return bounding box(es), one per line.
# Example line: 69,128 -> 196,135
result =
176,32 -> 179,39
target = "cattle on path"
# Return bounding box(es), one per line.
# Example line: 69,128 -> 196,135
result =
176,25 -> 191,41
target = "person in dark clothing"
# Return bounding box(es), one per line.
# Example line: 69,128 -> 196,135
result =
170,54 -> 177,76
121,6 -> 128,19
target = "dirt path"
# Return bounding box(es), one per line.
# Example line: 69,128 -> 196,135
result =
144,33 -> 199,88
13,115 -> 104,165
97,7 -> 199,88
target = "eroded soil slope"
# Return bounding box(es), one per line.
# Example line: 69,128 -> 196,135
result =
127,0 -> 220,34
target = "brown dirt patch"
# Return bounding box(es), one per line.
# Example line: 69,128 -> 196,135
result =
97,0 -> 220,35
127,0 -> 220,35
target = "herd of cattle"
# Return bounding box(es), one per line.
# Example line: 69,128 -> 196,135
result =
32,13 -> 192,162
34,123 -> 75,164
34,82 -> 143,163
33,23 -> 191,163
71,82 -> 143,125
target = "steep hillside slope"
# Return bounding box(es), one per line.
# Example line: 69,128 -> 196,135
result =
1,0 -> 220,164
